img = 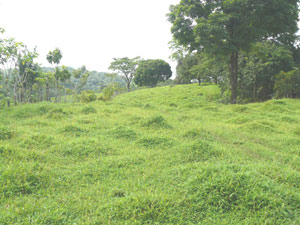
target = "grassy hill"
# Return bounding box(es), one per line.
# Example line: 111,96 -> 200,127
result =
0,84 -> 299,224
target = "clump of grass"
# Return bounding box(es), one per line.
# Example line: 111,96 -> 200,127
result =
0,126 -> 13,140
47,108 -> 68,119
169,103 -> 177,107
36,105 -> 53,115
229,116 -> 250,124
111,189 -> 126,198
58,139 -> 108,157
0,145 -> 14,156
185,164 -> 300,217
232,106 -> 249,113
141,116 -> 171,129
294,128 -> 300,136
20,134 -> 55,149
137,136 -> 174,149
0,163 -> 50,197
110,126 -> 137,141
81,106 -> 97,115
62,125 -> 85,137
241,121 -> 276,133
281,116 -> 297,123
181,140 -> 221,162
183,128 -> 212,141
143,103 -> 154,109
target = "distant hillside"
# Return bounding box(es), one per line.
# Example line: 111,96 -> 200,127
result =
0,84 -> 299,224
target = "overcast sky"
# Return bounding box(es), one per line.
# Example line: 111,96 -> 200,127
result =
0,0 -> 180,72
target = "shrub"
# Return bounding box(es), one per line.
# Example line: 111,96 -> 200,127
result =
78,90 -> 97,103
101,83 -> 121,101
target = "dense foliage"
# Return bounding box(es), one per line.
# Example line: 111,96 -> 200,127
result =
134,59 -> 172,87
168,0 -> 300,103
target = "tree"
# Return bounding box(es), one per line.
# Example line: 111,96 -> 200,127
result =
134,59 -> 172,87
72,65 -> 90,94
168,0 -> 299,104
274,70 -> 300,98
46,48 -> 64,102
109,57 -> 140,92
238,41 -> 294,101
53,66 -> 71,102
47,48 -> 62,66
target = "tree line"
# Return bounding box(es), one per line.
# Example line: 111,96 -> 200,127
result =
0,28 -> 173,107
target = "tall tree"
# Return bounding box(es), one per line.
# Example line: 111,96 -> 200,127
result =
46,48 -> 63,102
109,57 -> 140,92
134,59 -> 172,88
168,0 -> 299,104
72,65 -> 90,94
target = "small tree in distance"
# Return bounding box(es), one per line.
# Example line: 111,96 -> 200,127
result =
134,59 -> 172,88
109,57 -> 140,92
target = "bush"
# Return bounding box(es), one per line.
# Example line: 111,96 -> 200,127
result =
78,90 -> 97,103
101,83 -> 121,101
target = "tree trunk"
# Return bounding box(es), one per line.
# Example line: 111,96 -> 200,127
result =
230,51 -> 238,104
56,80 -> 59,102
46,82 -> 50,101
127,83 -> 130,92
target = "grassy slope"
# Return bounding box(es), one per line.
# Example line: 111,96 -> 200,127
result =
0,84 -> 299,224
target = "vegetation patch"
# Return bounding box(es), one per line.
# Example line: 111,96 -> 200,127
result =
0,127 -> 13,140
169,103 -> 177,107
137,136 -> 174,149
143,103 -> 154,109
47,108 -> 68,119
81,106 -> 97,114
183,128 -> 213,141
185,165 -> 300,218
280,116 -> 297,123
58,139 -> 109,157
110,126 -> 137,141
62,125 -> 86,137
181,140 -> 221,162
228,117 -> 251,125
0,164 -> 50,197
232,106 -> 249,113
241,121 -> 276,133
20,134 -> 55,149
141,116 -> 171,129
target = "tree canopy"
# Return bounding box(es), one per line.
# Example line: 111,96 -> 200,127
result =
134,59 -> 172,87
168,0 -> 299,103
109,57 -> 140,92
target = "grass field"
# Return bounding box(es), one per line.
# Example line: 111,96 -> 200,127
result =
0,84 -> 299,224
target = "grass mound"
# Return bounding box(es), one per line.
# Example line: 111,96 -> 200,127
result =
137,136 -> 174,149
81,106 -> 97,115
47,108 -> 68,119
141,116 -> 171,129
110,126 -> 137,140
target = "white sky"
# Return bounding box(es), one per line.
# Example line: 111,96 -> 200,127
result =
0,0 -> 180,72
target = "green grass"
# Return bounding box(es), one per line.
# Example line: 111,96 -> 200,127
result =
0,84 -> 299,224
